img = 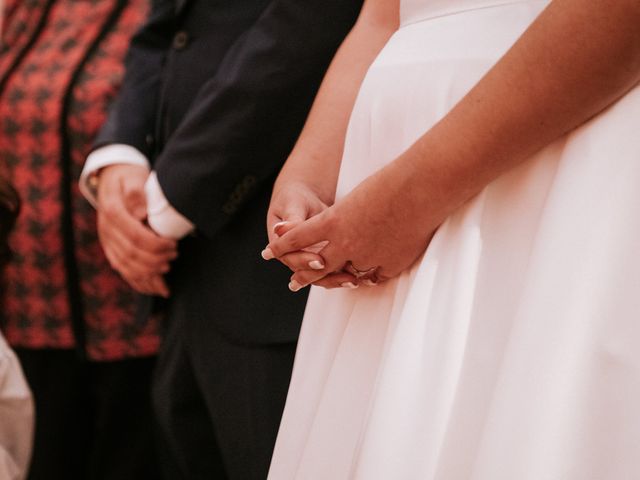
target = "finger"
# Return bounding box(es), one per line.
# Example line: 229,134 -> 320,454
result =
288,267 -> 356,292
100,232 -> 172,293
100,193 -> 177,256
263,214 -> 329,260
279,197 -> 312,225
147,275 -> 170,298
101,236 -> 156,284
105,253 -> 153,295
267,202 -> 307,242
114,266 -> 163,297
103,221 -> 175,271
267,216 -> 303,243
266,211 -> 283,243
312,272 -> 360,290
273,223 -> 330,255
101,241 -> 127,275
99,214 -> 175,274
278,251 -> 326,272
311,240 -> 357,277
127,278 -> 155,296
272,220 -> 300,238
112,209 -> 177,256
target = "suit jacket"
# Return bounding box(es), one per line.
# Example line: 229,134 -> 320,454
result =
96,0 -> 362,345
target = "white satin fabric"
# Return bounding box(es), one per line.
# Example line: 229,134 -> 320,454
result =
269,1 -> 640,479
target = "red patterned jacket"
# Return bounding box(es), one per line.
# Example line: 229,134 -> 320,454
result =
0,0 -> 159,360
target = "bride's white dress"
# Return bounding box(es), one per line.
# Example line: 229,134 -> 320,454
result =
268,1 -> 640,479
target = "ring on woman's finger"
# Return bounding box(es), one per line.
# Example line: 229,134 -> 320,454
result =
344,261 -> 379,279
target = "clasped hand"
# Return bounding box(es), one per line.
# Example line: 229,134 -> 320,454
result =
96,164 -> 177,297
263,165 -> 437,291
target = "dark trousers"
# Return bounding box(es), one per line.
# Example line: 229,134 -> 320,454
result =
152,320 -> 296,480
16,349 -> 159,480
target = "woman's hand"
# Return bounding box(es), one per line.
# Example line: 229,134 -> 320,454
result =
263,160 -> 440,290
266,180 -> 361,290
265,0 -> 640,293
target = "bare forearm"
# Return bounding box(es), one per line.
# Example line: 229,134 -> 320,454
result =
275,0 -> 399,204
392,0 -> 640,226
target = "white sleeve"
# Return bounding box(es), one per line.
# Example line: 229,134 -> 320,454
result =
79,144 -> 151,207
145,171 -> 195,240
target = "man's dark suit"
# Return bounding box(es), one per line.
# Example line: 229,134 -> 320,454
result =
95,0 -> 362,478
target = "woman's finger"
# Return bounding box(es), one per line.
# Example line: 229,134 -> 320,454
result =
272,220 -> 300,238
288,268 -> 357,292
311,272 -> 360,290
263,213 -> 328,260
278,251 -> 326,272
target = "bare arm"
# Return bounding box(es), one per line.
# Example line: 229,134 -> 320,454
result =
400,0 -> 640,230
266,0 -> 640,288
272,0 -> 400,205
265,0 -> 399,288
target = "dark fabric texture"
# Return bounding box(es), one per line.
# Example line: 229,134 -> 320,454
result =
16,348 -> 159,480
0,0 -> 159,360
97,0 -> 362,345
152,316 -> 297,480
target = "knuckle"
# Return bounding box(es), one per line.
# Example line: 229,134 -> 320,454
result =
322,209 -> 339,230
287,236 -> 303,252
130,231 -> 146,246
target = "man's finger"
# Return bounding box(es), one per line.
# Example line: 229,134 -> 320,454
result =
100,199 -> 177,255
148,275 -> 170,298
99,213 -> 175,273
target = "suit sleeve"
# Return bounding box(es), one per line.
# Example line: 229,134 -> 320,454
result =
154,0 -> 363,238
93,0 -> 176,156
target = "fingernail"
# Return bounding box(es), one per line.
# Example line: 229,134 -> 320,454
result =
273,221 -> 289,235
288,280 -> 303,292
341,282 -> 359,289
261,247 -> 274,260
308,260 -> 325,270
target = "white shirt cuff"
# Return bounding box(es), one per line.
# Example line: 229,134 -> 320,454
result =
79,144 -> 151,207
145,171 -> 195,240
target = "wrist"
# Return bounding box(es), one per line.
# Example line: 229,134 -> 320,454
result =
280,148 -> 340,202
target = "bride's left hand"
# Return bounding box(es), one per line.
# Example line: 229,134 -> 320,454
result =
263,163 -> 439,290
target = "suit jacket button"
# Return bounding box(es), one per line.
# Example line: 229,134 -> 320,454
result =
173,31 -> 189,50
